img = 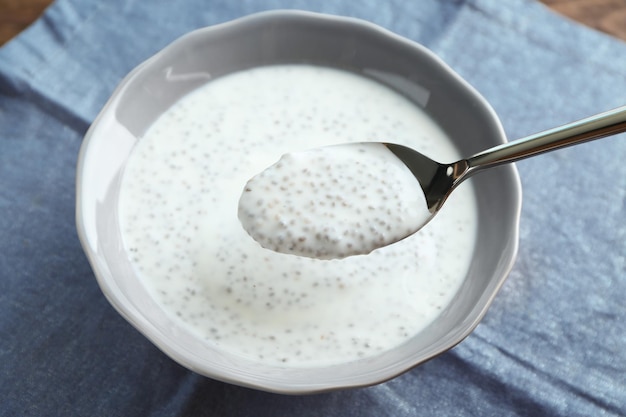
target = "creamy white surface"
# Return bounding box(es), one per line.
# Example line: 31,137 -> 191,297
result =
238,142 -> 430,259
118,65 -> 478,367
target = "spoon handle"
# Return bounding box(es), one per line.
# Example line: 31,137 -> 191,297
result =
466,105 -> 626,173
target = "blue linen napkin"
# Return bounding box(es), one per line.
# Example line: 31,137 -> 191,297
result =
1,0 -> 625,415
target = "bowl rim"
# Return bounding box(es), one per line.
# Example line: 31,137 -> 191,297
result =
76,9 -> 522,394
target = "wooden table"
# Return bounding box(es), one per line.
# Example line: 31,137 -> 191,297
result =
1,0 -> 626,45
541,0 -> 626,41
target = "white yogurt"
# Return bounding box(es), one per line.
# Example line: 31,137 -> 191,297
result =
238,142 -> 430,259
118,65 -> 478,367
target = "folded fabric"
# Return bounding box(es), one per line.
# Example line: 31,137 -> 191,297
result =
1,0 -> 625,416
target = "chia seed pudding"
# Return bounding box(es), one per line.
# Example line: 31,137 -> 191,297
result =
238,142 -> 430,259
118,64 -> 478,367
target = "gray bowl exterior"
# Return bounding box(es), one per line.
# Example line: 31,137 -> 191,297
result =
76,10 -> 521,394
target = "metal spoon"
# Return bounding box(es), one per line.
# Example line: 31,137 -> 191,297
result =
240,106 -> 626,259
385,105 -> 626,217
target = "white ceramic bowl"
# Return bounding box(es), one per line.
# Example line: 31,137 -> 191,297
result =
76,10 -> 521,394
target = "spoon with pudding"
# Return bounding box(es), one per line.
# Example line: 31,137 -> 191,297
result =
238,106 -> 626,260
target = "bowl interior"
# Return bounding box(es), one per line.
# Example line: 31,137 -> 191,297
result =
76,10 -> 521,394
